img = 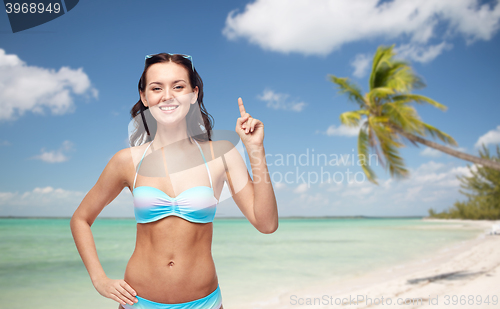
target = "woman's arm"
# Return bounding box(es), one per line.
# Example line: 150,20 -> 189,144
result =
225,142 -> 278,234
222,97 -> 278,234
70,148 -> 138,306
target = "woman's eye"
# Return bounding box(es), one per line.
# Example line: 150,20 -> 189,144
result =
174,85 -> 184,90
153,87 -> 161,91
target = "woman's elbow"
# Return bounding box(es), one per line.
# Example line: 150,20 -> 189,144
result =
70,209 -> 92,231
69,212 -> 83,232
258,221 -> 278,234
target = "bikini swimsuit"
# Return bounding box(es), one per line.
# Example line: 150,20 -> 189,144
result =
123,139 -> 222,309
121,286 -> 222,309
133,139 -> 219,224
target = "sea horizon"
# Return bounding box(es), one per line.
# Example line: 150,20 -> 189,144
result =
0,217 -> 486,308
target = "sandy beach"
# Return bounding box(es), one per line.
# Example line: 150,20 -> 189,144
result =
245,219 -> 500,309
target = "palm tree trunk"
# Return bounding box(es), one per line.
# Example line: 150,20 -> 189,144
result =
389,125 -> 500,171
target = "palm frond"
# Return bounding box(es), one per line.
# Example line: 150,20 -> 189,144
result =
358,122 -> 378,185
418,121 -> 458,147
367,87 -> 395,104
382,101 -> 425,136
385,63 -> 420,93
328,75 -> 365,107
339,110 -> 368,127
368,116 -> 408,178
370,46 -> 425,93
367,125 -> 386,169
369,45 -> 395,90
392,94 -> 447,111
379,136 -> 410,179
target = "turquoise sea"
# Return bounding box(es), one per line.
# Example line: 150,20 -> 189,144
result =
0,218 -> 483,308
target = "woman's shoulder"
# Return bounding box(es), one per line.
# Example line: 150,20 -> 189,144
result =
110,143 -> 150,167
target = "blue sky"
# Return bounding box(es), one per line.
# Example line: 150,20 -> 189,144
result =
1,0 -> 500,218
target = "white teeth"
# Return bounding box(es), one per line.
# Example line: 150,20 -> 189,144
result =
159,106 -> 178,111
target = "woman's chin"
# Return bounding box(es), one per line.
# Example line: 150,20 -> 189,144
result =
151,110 -> 188,125
155,118 -> 182,126
154,114 -> 188,127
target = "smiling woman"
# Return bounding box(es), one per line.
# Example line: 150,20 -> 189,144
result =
130,54 -> 212,145
70,53 -> 279,309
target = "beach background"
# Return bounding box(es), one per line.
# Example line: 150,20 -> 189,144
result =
1,217 -> 498,308
2,1 -> 500,308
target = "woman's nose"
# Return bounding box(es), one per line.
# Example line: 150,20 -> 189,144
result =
162,89 -> 174,102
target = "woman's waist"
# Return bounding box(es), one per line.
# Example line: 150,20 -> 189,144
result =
129,243 -> 214,265
124,251 -> 218,303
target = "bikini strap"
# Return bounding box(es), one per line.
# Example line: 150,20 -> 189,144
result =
133,141 -> 154,190
209,140 -> 215,161
193,139 -> 213,189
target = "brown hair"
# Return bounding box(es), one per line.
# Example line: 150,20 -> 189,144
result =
129,53 -> 214,146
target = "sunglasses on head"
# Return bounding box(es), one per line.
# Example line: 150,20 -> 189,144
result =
145,53 -> 194,71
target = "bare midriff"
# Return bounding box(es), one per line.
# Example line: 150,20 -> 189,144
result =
124,216 -> 218,303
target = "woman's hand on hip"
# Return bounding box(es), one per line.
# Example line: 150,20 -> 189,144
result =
236,97 -> 264,148
93,276 -> 138,306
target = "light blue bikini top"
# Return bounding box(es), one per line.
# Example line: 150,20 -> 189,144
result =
132,139 -> 218,224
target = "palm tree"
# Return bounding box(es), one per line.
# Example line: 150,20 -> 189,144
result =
328,44 -> 500,185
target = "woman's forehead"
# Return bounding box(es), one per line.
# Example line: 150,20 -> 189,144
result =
146,62 -> 189,83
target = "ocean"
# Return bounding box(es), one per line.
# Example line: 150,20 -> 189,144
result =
0,217 -> 484,308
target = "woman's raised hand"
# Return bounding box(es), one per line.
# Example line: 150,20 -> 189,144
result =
235,97 -> 264,147
93,276 -> 138,306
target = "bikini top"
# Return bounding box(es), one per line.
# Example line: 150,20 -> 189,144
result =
132,139 -> 218,224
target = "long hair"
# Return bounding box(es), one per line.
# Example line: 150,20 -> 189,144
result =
129,53 -> 214,146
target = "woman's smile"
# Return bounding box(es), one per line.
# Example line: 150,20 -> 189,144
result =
158,104 -> 179,113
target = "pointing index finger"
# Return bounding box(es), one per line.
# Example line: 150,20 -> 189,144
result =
238,97 -> 246,117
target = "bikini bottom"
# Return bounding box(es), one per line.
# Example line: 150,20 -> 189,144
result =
122,284 -> 222,309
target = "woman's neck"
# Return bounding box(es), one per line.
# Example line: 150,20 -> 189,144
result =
152,121 -> 192,150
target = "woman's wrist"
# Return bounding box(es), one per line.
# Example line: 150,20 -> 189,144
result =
91,273 -> 108,286
245,143 -> 264,153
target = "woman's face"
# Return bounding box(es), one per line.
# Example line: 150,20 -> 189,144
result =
140,61 -> 199,125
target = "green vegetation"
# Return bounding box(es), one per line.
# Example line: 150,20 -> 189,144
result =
328,45 -> 500,185
428,145 -> 500,220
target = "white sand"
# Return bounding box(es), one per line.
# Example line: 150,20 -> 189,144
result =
243,219 -> 500,309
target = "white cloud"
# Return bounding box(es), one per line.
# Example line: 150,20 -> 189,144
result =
294,183 -> 309,193
0,186 -> 84,214
417,161 -> 446,173
320,123 -> 361,137
406,160 -> 476,188
420,145 -> 469,158
341,181 -> 375,196
223,0 -> 500,58
394,42 -> 454,63
314,160 -> 475,215
420,147 -> 442,158
31,140 -> 75,163
274,182 -> 287,190
0,140 -> 10,146
0,186 -> 134,217
450,164 -> 476,178
351,53 -> 371,78
298,192 -> 329,206
257,88 -> 307,112
0,49 -> 98,121
475,125 -> 500,148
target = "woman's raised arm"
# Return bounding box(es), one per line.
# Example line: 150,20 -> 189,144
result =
224,97 -> 278,234
70,148 -> 138,307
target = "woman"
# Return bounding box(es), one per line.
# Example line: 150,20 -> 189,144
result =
70,53 -> 278,309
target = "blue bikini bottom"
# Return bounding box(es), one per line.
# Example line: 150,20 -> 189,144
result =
122,285 -> 222,309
